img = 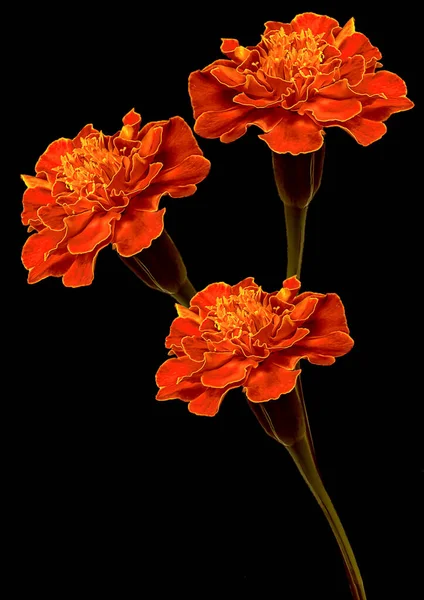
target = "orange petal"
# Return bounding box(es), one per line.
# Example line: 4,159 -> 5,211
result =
230,277 -> 257,294
155,155 -> 211,188
37,204 -> 67,230
188,386 -> 234,416
194,106 -> 252,140
353,70 -> 408,98
156,116 -> 204,169
27,247 -> 75,284
328,116 -> 387,145
110,159 -> 162,196
190,282 -> 232,313
35,138 -> 74,174
21,187 -> 55,225
166,316 -> 202,348
156,356 -> 203,388
137,125 -> 163,158
211,66 -> 246,87
290,297 -> 319,322
338,32 -> 381,64
296,331 -> 354,356
244,358 -> 301,402
220,38 -> 240,57
306,354 -> 336,366
306,294 -> 350,336
62,238 -> 109,287
175,304 -> 201,321
291,12 -> 339,39
273,327 -> 310,350
264,21 -> 291,35
233,93 -> 281,109
201,357 -> 256,388
339,55 -> 365,86
301,96 -> 362,123
21,174 -> 51,190
67,211 -> 119,254
156,380 -> 205,402
258,112 -> 324,155
189,69 -> 236,119
121,108 -> 142,139
22,228 -> 65,269
334,17 -> 355,48
113,207 -> 165,257
73,124 -> 98,147
181,337 -> 209,362
220,108 -> 285,144
361,96 -> 414,121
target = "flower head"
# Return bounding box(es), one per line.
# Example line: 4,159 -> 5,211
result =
155,276 -> 354,416
21,110 -> 210,287
189,13 -> 414,154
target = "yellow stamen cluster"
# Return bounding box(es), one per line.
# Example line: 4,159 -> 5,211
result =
261,27 -> 326,80
55,135 -> 122,194
209,287 -> 277,338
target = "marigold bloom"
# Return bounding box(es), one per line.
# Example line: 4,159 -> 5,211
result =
155,276 -> 353,416
21,110 -> 210,287
189,13 -> 414,154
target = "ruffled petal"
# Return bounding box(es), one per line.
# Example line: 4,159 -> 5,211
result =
113,207 -> 165,257
155,116 -> 204,168
194,106 -> 252,140
296,331 -> 354,356
201,357 -> 257,388
37,204 -> 67,231
35,138 -> 74,175
290,297 -> 319,322
328,116 -> 387,145
338,32 -> 382,64
22,187 -> 55,225
189,69 -> 236,119
67,211 -> 120,254
353,70 -> 409,98
156,380 -> 205,402
156,356 -> 203,388
22,228 -> 65,270
188,384 -> 239,416
291,12 -> 339,40
121,109 -> 142,139
190,282 -> 232,313
306,294 -> 350,336
220,109 -> 285,144
334,17 -> 356,48
244,357 -> 301,402
181,336 -> 209,362
258,112 -> 324,155
166,316 -> 202,349
27,247 -> 75,284
155,155 -> 211,189
211,65 -> 246,87
61,238 -> 110,287
301,96 -> 362,123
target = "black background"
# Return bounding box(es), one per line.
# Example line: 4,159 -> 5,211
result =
10,3 -> 421,599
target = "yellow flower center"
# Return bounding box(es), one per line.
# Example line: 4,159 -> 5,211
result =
208,287 -> 277,338
55,135 -> 122,195
261,27 -> 326,80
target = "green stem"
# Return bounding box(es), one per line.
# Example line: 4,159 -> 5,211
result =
171,278 -> 197,308
284,204 -> 308,278
286,435 -> 367,600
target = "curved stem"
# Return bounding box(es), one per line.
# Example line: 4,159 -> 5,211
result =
286,435 -> 367,600
284,204 -> 308,278
171,278 -> 197,308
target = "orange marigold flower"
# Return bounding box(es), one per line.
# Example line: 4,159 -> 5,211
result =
155,276 -> 354,416
189,13 -> 414,154
21,110 -> 210,287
